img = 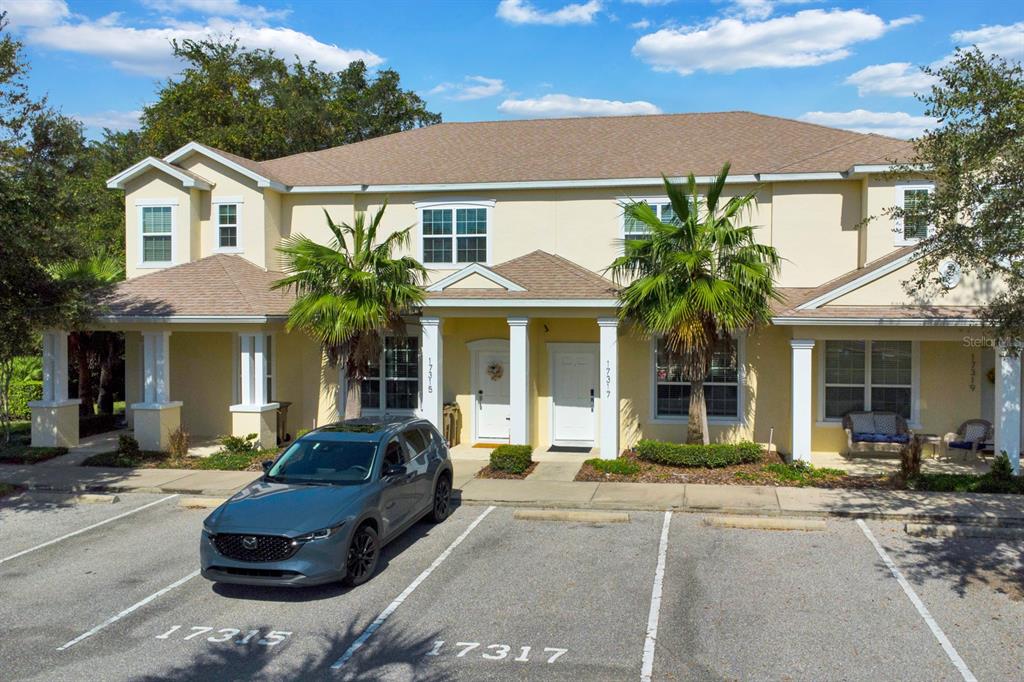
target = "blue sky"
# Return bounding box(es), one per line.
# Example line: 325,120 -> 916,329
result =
1,0 -> 1021,141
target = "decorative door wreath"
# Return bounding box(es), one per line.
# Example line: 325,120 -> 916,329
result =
486,361 -> 504,381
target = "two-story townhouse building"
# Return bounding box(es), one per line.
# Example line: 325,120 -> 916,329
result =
28,112 -> 1021,472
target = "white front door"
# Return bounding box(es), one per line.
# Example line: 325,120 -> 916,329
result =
475,349 -> 511,441
552,348 -> 597,445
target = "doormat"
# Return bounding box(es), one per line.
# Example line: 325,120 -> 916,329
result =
546,446 -> 592,453
473,443 -> 505,448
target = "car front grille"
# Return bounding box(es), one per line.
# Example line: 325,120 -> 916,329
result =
211,533 -> 299,563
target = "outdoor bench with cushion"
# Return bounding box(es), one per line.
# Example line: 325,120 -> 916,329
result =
842,411 -> 912,456
942,419 -> 993,459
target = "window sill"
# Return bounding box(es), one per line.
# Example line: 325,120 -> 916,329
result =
424,262 -> 491,270
893,238 -> 923,247
213,247 -> 244,254
137,262 -> 174,269
649,416 -> 744,426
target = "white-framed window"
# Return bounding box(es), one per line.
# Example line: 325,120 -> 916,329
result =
360,336 -> 420,413
264,334 -> 274,401
416,200 -> 494,266
821,340 -> 916,421
651,335 -> 743,421
621,198 -> 681,241
137,201 -> 176,266
895,183 -> 934,246
215,202 -> 241,251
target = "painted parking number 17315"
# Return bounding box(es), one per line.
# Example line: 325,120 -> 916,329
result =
426,641 -> 567,663
155,625 -> 291,646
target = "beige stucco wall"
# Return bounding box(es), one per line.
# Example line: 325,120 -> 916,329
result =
826,260 -> 999,308
124,174 -> 192,279
169,332 -> 234,437
771,180 -> 861,287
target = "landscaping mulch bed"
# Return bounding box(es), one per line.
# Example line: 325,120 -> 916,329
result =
576,449 -> 894,489
0,441 -> 67,465
81,449 -> 277,472
476,462 -> 538,480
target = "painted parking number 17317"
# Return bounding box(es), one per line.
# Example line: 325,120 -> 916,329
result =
426,641 -> 567,663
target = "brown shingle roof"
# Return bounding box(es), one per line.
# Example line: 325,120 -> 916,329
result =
223,112 -> 914,187
426,251 -> 618,300
102,255 -> 293,318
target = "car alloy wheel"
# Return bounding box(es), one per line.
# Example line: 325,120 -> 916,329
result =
343,525 -> 379,586
429,475 -> 451,523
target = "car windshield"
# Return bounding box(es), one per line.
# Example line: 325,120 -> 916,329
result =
266,438 -> 377,485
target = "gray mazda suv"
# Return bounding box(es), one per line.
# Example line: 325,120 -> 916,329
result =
200,416 -> 453,587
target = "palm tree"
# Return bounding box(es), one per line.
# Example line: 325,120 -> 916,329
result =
50,255 -> 124,416
274,204 -> 427,419
607,163 -> 782,445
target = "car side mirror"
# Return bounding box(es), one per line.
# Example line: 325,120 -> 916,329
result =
261,460 -> 274,473
383,463 -> 407,478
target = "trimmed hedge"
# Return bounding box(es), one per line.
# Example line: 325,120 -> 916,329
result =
585,457 -> 641,476
5,380 -> 42,419
635,439 -> 763,468
490,444 -> 534,474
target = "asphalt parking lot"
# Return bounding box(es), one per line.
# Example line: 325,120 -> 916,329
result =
2,490 -> 1023,681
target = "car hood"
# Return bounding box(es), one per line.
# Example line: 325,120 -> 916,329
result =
207,479 -> 367,535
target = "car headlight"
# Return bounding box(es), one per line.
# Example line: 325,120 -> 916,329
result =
293,523 -> 344,544
202,525 -> 216,538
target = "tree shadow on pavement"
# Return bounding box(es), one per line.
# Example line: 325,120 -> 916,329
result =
134,621 -> 447,682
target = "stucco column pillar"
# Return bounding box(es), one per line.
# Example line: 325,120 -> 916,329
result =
995,343 -> 1021,474
132,331 -> 182,452
419,317 -> 443,433
29,330 -> 80,448
598,318 -> 620,460
790,339 -> 815,463
231,332 -> 279,450
508,316 -> 530,445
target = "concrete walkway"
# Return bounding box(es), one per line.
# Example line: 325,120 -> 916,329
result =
4,460 -> 1024,525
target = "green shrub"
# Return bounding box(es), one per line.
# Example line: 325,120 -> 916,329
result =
219,433 -> 259,455
5,380 -> 42,419
195,450 -> 269,471
635,440 -> 763,468
490,444 -> 533,474
168,426 -> 190,459
117,434 -> 141,460
295,428 -> 310,440
586,457 -> 640,476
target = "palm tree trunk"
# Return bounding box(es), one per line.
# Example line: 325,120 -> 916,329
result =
344,373 -> 362,419
687,377 -> 710,445
72,332 -> 94,417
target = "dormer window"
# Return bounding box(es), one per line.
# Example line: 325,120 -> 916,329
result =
416,200 -> 494,266
895,184 -> 934,246
213,197 -> 243,252
138,201 -> 175,266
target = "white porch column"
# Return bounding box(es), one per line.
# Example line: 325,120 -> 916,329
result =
598,318 -> 620,460
420,317 -> 444,432
231,332 -> 279,450
995,343 -> 1022,474
790,339 -> 815,463
132,331 -> 182,451
508,316 -> 530,445
29,330 -> 80,447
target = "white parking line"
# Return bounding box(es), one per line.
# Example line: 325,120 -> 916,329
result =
0,494 -> 180,566
331,505 -> 496,670
640,510 -> 672,682
856,520 -> 977,682
57,570 -> 201,651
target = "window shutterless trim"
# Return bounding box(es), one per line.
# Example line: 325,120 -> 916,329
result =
817,339 -> 919,424
894,183 -> 935,247
136,203 -> 176,268
649,334 -> 746,424
417,201 -> 493,268
213,201 -> 243,253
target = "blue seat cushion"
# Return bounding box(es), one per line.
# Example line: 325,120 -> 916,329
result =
948,440 -> 974,450
852,432 -> 876,443
853,433 -> 908,444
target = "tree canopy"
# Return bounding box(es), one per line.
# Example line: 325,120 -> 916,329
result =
898,49 -> 1024,343
139,39 -> 441,160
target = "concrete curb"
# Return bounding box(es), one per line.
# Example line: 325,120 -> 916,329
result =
19,490 -> 120,504
704,515 -> 826,531
513,509 -> 629,523
178,496 -> 228,509
904,523 -> 1024,539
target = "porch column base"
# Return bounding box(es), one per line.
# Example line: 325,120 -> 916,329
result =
28,399 -> 81,448
230,403 -> 280,450
131,402 -> 183,452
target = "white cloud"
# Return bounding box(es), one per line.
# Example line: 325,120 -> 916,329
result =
630,19 -> 650,30
430,76 -> 505,101
140,0 -> 291,23
845,62 -> 938,98
953,21 -> 1024,60
633,9 -> 920,75
725,0 -> 818,21
16,13 -> 382,77
73,109 -> 142,131
498,93 -> 661,117
622,0 -> 675,6
496,0 -> 601,26
799,109 -> 937,139
0,0 -> 69,28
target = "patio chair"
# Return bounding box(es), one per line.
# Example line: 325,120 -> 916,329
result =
842,411 -> 912,456
942,419 -> 993,459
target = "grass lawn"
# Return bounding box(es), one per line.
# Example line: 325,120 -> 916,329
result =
909,472 -> 1024,494
0,431 -> 67,465
82,448 -> 277,471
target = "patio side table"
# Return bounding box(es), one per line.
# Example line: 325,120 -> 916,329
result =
916,433 -> 942,458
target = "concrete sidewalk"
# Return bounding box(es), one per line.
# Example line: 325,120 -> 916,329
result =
4,461 -> 1024,525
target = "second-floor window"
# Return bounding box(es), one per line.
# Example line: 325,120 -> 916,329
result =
419,201 -> 493,266
623,199 -> 680,241
140,205 -> 173,264
217,203 -> 240,249
895,184 -> 934,246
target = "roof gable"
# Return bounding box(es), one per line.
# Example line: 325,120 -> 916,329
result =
106,157 -> 212,191
426,263 -> 526,293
